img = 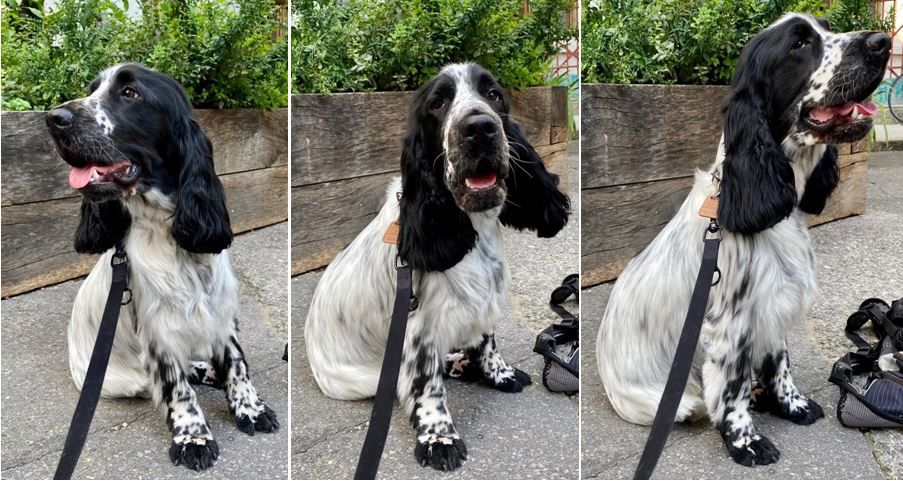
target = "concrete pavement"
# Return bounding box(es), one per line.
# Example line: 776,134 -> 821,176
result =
581,151 -> 902,479
0,223 -> 289,480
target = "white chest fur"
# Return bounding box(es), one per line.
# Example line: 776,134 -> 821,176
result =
124,192 -> 238,361
416,210 -> 510,353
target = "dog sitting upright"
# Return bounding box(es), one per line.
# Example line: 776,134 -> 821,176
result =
305,63 -> 570,471
596,15 -> 890,466
45,64 -> 278,471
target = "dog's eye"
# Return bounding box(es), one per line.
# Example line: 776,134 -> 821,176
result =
429,99 -> 445,111
791,39 -> 811,50
487,89 -> 501,102
122,87 -> 140,99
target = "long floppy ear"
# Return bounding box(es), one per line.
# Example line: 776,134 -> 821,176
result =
717,41 -> 797,234
170,116 -> 233,253
499,121 -> 570,237
74,198 -> 131,253
798,145 -> 839,215
397,116 -> 478,272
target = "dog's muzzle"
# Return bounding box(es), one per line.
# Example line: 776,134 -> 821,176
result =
446,113 -> 509,213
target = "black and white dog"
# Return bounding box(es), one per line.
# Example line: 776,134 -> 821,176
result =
46,64 -> 278,471
305,63 -> 569,471
596,14 -> 890,466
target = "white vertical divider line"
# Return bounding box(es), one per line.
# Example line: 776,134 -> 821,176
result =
285,0 -> 293,477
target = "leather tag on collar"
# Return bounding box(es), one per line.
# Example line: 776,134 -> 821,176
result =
698,196 -> 719,219
383,221 -> 400,244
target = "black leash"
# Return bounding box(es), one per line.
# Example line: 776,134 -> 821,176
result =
633,220 -> 721,480
54,242 -> 130,480
354,261 -> 414,480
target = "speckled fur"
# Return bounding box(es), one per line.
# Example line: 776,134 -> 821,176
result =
68,189 -> 278,469
305,180 -> 524,469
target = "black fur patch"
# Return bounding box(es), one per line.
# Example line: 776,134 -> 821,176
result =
74,198 -> 131,253
798,145 -> 839,214
498,122 -> 570,237
170,116 -> 233,253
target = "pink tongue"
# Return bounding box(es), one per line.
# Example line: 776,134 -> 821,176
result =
68,162 -> 130,189
69,167 -> 96,189
465,172 -> 497,190
857,101 -> 878,116
810,101 -> 877,122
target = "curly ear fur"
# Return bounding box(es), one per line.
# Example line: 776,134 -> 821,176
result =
74,198 -> 131,253
499,122 -> 570,237
717,39 -> 797,234
798,145 -> 839,215
397,89 -> 478,272
170,116 -> 233,253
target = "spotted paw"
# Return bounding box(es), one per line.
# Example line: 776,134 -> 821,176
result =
750,386 -> 824,426
491,368 -> 532,393
235,404 -> 280,435
414,436 -> 467,471
169,438 -> 219,471
724,434 -> 780,467
783,397 -> 824,425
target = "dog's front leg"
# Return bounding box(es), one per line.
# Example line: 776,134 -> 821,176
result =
213,334 -> 280,435
148,353 -> 218,471
399,333 -> 467,471
751,344 -> 824,424
446,332 -> 531,392
702,324 -> 780,467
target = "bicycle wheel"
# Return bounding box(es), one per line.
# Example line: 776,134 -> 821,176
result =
889,75 -> 903,123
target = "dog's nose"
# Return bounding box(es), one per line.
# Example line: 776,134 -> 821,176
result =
865,32 -> 891,54
463,114 -> 498,142
46,108 -> 75,130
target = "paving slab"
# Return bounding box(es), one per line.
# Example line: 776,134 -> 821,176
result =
581,152 -> 903,480
0,223 -> 289,480
290,144 -> 580,479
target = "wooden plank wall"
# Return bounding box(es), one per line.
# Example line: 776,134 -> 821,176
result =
1,109 -> 288,297
291,86 -> 570,275
581,84 -> 869,287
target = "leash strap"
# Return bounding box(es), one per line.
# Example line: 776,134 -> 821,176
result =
54,243 -> 129,480
549,274 -> 579,325
634,227 -> 721,480
354,263 -> 413,480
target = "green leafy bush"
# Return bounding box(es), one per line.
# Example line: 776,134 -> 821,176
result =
1,0 -> 287,110
292,0 -> 575,93
582,0 -> 892,85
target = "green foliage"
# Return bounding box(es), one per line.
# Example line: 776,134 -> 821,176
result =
582,0 -> 893,85
2,0 -> 287,111
2,0 -> 132,110
292,0 -> 575,93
